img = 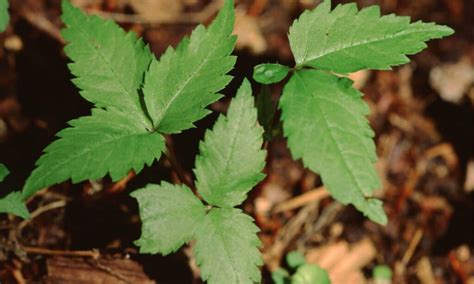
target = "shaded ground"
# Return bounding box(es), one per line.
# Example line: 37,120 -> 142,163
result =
0,0 -> 473,283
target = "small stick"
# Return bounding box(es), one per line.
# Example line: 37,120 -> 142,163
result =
23,246 -> 100,259
165,135 -> 195,191
401,228 -> 423,265
107,171 -> 136,194
273,187 -> 329,213
265,202 -> 320,271
17,200 -> 67,238
11,259 -> 26,284
89,259 -> 129,282
11,268 -> 26,284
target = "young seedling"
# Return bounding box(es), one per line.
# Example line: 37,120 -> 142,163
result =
132,80 -> 266,284
21,0 -> 236,200
0,0 -> 454,282
253,0 -> 454,225
272,251 -> 331,284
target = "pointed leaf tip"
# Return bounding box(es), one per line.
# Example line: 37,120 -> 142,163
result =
289,0 -> 455,73
194,79 -> 266,208
142,0 -> 236,133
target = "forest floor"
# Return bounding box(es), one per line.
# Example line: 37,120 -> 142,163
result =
0,0 -> 473,283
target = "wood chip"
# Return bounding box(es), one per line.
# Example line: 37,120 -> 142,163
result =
416,257 -> 435,284
44,257 -> 155,284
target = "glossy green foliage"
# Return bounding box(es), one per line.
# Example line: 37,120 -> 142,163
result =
289,0 -> 454,73
142,0 -> 236,133
194,208 -> 262,284
0,0 -> 9,32
61,0 -> 154,128
133,80 -> 266,284
280,70 -> 385,224
131,182 -> 206,254
253,63 -> 290,84
275,0 -> 453,224
23,0 -> 236,199
23,109 -> 164,199
194,79 -> 266,207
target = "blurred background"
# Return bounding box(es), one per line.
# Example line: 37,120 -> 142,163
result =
0,0 -> 472,283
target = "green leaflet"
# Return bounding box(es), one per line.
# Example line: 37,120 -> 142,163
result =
289,0 -> 454,73
24,1 -> 165,199
194,208 -> 262,284
23,108 -> 164,199
279,0 -> 453,224
24,0 -> 238,202
194,79 -> 266,208
0,164 -> 30,219
131,182 -> 205,254
253,63 -> 290,85
133,79 -> 266,283
142,0 -> 236,133
0,191 -> 30,219
280,69 -> 386,224
0,0 -> 9,32
61,0 -> 153,128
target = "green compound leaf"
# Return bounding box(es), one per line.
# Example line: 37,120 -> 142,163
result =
131,182 -> 205,254
0,0 -> 9,32
194,208 -> 262,284
194,79 -> 266,208
0,191 -> 30,219
0,164 -> 30,219
253,63 -> 290,85
280,69 -> 386,225
61,0 -> 153,128
143,0 -> 236,133
291,264 -> 331,284
289,0 -> 454,73
23,108 -> 164,199
0,163 -> 8,181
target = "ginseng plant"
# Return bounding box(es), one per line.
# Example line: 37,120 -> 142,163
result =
0,0 -> 453,283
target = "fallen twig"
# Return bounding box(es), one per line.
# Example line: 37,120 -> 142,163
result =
16,200 -> 67,238
273,187 -> 329,213
23,246 -> 100,259
401,228 -> 423,266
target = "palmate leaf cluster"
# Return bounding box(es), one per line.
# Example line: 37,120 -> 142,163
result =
21,0 -> 236,199
254,0 -> 453,224
132,80 -> 266,284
